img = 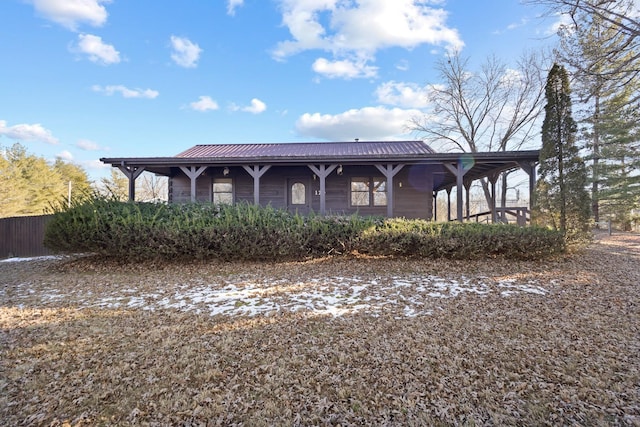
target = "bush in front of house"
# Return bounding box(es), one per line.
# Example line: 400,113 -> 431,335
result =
44,197 -> 564,262
44,196 -> 376,261
355,218 -> 565,260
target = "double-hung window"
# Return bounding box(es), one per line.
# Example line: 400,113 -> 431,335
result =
350,177 -> 387,207
212,178 -> 233,205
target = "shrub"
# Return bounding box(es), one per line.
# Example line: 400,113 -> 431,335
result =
355,219 -> 565,260
44,197 -> 564,262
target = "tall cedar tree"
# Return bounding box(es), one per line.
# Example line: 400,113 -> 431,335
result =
536,64 -> 591,237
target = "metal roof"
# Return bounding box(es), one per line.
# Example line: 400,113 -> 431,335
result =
100,141 -> 539,193
175,140 -> 435,159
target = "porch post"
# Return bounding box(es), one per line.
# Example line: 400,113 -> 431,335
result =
307,164 -> 338,215
242,165 -> 271,205
446,187 -> 452,222
375,164 -> 404,218
487,173 -> 500,223
518,161 -> 537,223
464,180 -> 472,221
444,160 -> 470,222
117,164 -> 146,201
433,191 -> 438,221
179,166 -> 207,202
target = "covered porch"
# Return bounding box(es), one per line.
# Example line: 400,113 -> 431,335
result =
101,141 -> 539,223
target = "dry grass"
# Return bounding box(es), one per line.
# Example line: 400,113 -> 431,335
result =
1,232 -> 639,426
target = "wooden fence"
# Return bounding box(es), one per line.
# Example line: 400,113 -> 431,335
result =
0,215 -> 53,259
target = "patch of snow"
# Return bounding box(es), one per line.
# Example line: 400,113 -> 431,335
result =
4,273 -> 550,319
0,255 -> 66,263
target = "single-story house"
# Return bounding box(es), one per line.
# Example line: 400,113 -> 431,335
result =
100,140 -> 539,222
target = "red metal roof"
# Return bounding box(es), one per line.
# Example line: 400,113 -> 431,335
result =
175,140 -> 435,159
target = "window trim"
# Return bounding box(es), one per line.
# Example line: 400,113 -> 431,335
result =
212,178 -> 234,205
290,181 -> 307,205
350,176 -> 387,207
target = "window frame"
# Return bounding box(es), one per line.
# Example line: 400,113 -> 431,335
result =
212,178 -> 234,205
290,181 -> 307,205
350,176 -> 387,207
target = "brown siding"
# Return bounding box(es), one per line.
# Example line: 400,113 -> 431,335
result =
167,164 -> 433,219
0,215 -> 53,259
394,165 -> 433,220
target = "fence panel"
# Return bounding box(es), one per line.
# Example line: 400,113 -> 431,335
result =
0,215 -> 53,259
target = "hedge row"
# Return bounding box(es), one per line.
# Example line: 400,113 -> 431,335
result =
44,198 -> 565,262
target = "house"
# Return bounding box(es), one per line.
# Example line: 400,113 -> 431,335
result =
100,140 -> 539,222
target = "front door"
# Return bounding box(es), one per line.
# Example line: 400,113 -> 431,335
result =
287,178 -> 311,214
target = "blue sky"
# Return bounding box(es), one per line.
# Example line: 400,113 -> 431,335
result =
0,0 -> 561,181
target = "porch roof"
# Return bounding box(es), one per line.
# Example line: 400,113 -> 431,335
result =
100,140 -> 540,192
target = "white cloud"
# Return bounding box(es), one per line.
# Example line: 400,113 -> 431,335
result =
92,85 -> 159,99
395,59 -> 410,71
56,150 -> 74,161
312,57 -> 378,79
375,81 -> 431,108
83,159 -> 110,170
0,120 -> 59,145
29,0 -> 110,31
295,106 -> 422,140
227,0 -> 244,16
76,139 -> 107,151
189,96 -> 219,112
73,33 -> 120,64
493,17 -> 529,35
544,12 -> 573,36
170,36 -> 202,68
272,0 -> 464,78
230,98 -> 267,114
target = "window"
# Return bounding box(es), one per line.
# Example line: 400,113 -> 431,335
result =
213,178 -> 233,205
291,182 -> 306,205
351,178 -> 370,206
350,177 -> 387,207
372,178 -> 387,206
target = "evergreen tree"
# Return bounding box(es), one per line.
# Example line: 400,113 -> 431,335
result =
0,143 -> 92,217
53,158 -> 93,205
99,168 -> 129,201
556,12 -> 640,224
597,89 -> 640,229
535,64 -> 591,238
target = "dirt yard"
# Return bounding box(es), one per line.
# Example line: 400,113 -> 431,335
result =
1,232 -> 639,426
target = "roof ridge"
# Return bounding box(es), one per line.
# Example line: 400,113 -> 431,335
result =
191,140 -> 423,146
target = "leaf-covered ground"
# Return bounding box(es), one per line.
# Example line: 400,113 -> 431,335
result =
1,232 -> 639,426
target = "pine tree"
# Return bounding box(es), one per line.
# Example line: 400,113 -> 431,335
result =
557,12 -> 640,225
535,64 -> 591,238
0,143 -> 93,218
597,89 -> 640,229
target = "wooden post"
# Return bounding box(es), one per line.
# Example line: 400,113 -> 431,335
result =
487,173 -> 500,224
117,164 -> 146,201
307,164 -> 337,215
518,161 -> 537,224
444,160 -> 471,222
433,191 -> 438,221
375,164 -> 404,218
179,166 -> 207,202
242,165 -> 271,205
446,187 -> 452,222
464,179 -> 472,221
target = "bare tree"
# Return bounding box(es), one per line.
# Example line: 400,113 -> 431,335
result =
137,172 -> 168,202
530,0 -> 640,98
410,50 -> 548,211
